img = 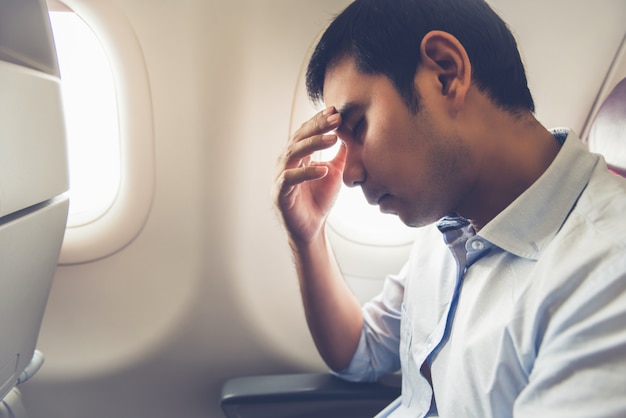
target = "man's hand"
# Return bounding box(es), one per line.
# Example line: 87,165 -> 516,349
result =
273,106 -> 345,245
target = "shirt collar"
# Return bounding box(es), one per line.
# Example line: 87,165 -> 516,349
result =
478,129 -> 599,260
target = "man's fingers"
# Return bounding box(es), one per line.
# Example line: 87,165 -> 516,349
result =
273,165 -> 328,207
281,165 -> 329,190
283,134 -> 338,168
291,107 -> 341,144
272,107 -> 340,211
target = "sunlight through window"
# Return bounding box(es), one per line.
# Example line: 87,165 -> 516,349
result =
49,10 -> 120,227
329,185 -> 417,246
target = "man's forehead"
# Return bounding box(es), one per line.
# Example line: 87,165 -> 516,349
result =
322,56 -> 372,108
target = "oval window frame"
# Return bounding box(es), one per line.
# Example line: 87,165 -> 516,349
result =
49,0 -> 155,264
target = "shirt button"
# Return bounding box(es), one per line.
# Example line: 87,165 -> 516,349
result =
470,240 -> 485,251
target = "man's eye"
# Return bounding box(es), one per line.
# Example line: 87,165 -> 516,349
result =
353,119 -> 365,140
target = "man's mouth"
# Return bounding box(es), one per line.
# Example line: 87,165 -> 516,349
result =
363,190 -> 390,206
377,194 -> 391,205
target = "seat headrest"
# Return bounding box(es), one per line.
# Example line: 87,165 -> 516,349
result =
587,77 -> 626,177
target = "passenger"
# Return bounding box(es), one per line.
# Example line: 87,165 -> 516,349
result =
272,0 -> 626,416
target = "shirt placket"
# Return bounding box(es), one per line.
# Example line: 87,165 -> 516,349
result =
415,218 -> 492,416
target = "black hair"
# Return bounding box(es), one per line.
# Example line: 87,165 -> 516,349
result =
306,0 -> 535,114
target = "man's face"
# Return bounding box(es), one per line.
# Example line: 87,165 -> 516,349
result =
323,56 -> 474,227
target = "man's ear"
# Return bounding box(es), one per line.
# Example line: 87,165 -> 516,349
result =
418,31 -> 471,110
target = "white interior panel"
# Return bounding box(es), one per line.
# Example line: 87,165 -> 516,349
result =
0,197 -> 68,400
0,0 -> 59,76
0,61 -> 68,217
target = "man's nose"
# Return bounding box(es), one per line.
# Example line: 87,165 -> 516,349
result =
342,148 -> 365,187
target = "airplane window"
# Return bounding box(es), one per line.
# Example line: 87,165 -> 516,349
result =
49,9 -> 121,228
329,186 -> 417,246
47,0 -> 155,264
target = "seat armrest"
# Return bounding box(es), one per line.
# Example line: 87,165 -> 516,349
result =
220,373 -> 401,418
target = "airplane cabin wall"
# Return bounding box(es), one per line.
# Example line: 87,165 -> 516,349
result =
18,1 -> 626,418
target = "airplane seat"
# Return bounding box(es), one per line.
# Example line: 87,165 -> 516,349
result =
0,0 -> 70,417
220,373 -> 401,418
585,76 -> 626,177
583,33 -> 626,177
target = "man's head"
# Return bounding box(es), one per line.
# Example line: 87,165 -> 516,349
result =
306,0 -> 534,114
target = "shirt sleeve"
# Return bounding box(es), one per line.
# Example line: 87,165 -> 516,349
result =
513,254 -> 626,417
332,261 -> 408,383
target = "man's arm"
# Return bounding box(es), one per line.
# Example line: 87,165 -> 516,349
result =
290,231 -> 364,371
272,106 -> 363,372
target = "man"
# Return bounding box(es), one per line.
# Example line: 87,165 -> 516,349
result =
272,0 -> 626,416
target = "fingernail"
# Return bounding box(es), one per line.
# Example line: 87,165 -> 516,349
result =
326,113 -> 340,124
322,106 -> 334,116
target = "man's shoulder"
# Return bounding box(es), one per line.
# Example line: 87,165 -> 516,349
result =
540,164 -> 626,287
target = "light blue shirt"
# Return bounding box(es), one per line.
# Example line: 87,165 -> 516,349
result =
335,130 -> 626,417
